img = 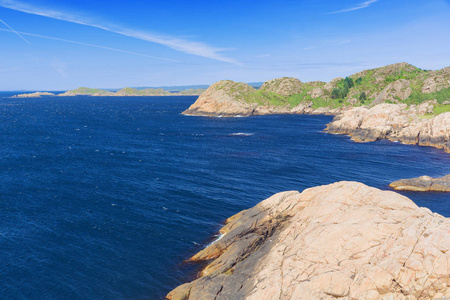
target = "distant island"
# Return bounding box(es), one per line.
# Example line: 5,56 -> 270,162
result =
11,86 -> 207,98
10,82 -> 266,98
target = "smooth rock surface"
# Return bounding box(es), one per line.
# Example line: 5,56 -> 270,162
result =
182,80 -> 258,116
390,174 -> 450,192
167,182 -> 450,300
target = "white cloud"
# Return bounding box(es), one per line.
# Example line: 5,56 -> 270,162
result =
327,0 -> 379,14
0,0 -> 239,64
0,28 -> 180,62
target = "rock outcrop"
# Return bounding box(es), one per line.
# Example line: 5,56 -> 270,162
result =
326,103 -> 450,153
167,182 -> 450,300
182,80 -> 258,116
390,174 -> 450,192
259,77 -> 304,96
371,79 -> 412,105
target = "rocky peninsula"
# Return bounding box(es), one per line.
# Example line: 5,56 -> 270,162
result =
183,63 -> 450,153
167,182 -> 450,299
390,175 -> 450,192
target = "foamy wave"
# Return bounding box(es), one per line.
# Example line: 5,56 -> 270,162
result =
207,233 -> 225,247
230,133 -> 254,136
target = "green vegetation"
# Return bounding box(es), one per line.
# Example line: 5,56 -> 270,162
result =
383,68 -> 425,84
68,87 -> 110,95
359,91 -> 367,102
331,77 -> 355,100
404,87 -> 450,105
242,90 -> 288,106
177,88 -> 206,95
433,104 -> 450,114
116,87 -> 170,95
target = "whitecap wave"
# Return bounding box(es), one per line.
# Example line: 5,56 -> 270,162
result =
206,233 -> 225,247
230,132 -> 254,136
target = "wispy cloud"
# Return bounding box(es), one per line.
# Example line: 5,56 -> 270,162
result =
0,16 -> 30,44
0,0 -> 239,64
0,28 -> 179,62
327,0 -> 379,14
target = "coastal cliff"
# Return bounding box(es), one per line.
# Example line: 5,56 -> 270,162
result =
167,182 -> 450,299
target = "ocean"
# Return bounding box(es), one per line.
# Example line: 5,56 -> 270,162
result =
0,95 -> 449,299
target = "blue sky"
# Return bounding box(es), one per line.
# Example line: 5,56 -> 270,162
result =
0,0 -> 449,90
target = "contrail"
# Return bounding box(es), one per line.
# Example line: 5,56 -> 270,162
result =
0,1 -> 239,64
0,17 -> 30,44
0,28 -> 179,62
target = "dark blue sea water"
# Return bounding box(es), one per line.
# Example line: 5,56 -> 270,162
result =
0,95 -> 449,299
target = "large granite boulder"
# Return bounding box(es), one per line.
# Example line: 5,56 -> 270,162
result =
167,182 -> 450,299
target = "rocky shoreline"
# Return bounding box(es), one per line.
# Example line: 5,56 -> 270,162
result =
326,102 -> 450,153
167,182 -> 450,299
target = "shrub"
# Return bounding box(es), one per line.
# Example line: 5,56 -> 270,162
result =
359,92 -> 367,101
331,88 -> 340,99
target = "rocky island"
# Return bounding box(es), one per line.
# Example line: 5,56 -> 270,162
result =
183,63 -> 450,153
167,182 -> 450,299
12,92 -> 56,98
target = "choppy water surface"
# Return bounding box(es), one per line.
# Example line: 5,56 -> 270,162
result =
0,95 -> 449,299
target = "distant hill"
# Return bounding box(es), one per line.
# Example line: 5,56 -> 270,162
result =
53,87 -> 205,97
132,85 -> 210,92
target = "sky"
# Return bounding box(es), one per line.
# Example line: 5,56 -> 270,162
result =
0,0 -> 449,90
